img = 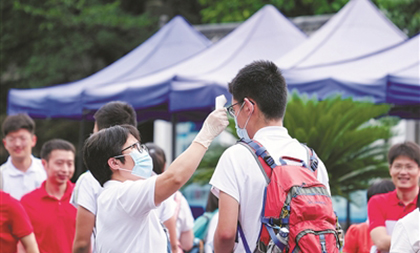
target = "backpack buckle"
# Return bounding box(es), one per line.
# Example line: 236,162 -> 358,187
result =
310,158 -> 318,171
263,155 -> 275,167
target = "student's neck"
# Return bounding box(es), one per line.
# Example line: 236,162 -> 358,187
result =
45,180 -> 67,199
11,156 -> 32,173
250,118 -> 283,137
397,186 -> 419,205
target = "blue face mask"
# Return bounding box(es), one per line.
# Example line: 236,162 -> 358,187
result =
118,150 -> 154,179
234,102 -> 253,141
130,149 -> 154,178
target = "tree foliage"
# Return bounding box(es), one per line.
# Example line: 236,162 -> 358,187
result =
198,0 -> 348,23
1,0 -> 157,90
284,94 -> 397,197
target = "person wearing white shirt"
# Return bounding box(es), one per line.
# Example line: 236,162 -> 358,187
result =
210,61 -> 331,253
1,114 -> 46,200
83,109 -> 228,252
71,101 -> 175,253
146,142 -> 195,253
390,207 -> 420,253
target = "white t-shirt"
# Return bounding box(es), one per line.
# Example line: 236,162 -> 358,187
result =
174,191 -> 195,238
71,171 -> 174,253
390,208 -> 419,253
71,171 -> 102,214
1,156 -> 46,200
96,177 -> 168,253
210,126 -> 330,252
71,171 -> 175,221
205,210 -> 219,253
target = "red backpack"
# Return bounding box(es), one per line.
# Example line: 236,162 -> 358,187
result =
237,139 -> 341,253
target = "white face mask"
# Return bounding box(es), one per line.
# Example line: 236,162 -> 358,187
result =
116,149 -> 154,179
234,101 -> 253,140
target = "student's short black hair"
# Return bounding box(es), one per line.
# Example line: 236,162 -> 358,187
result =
366,179 -> 395,202
41,139 -> 76,161
83,125 -> 140,186
94,101 -> 137,131
145,142 -> 166,175
228,60 -> 287,120
2,114 -> 36,137
388,141 -> 420,167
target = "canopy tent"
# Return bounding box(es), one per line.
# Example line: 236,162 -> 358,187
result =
81,5 -> 308,122
281,35 -> 419,118
387,62 -> 420,106
274,0 -> 407,69
8,16 -> 211,119
167,0 -> 411,115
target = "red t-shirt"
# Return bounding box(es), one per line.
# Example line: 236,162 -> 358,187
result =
342,222 -> 372,253
368,189 -> 418,233
21,180 -> 76,253
0,191 -> 34,253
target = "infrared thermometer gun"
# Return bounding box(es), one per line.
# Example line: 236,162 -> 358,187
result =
215,94 -> 227,109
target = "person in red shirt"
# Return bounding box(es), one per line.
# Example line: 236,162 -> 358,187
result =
368,141 -> 420,252
21,139 -> 76,253
343,179 -> 395,253
0,190 -> 39,253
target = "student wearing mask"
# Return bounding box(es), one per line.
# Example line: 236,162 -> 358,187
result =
83,108 -> 228,252
72,101 -> 176,253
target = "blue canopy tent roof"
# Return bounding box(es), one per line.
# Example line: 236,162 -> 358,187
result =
274,0 -> 407,69
164,0 -> 410,116
81,5 -> 308,122
282,35 -> 420,118
7,16 -> 211,119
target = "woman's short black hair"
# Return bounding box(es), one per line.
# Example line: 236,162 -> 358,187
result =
83,125 -> 140,186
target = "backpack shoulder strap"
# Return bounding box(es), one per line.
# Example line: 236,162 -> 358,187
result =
301,143 -> 319,172
237,139 -> 274,185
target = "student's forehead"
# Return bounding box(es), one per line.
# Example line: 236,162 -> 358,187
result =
49,149 -> 75,159
7,128 -> 32,137
393,155 -> 417,164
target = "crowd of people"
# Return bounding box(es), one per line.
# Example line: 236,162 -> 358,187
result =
0,61 -> 419,253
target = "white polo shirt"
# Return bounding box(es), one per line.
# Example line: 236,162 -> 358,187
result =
95,177 -> 168,253
210,126 -> 330,252
1,156 -> 46,200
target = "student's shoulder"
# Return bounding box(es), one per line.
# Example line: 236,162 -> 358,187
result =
20,188 -> 43,205
369,190 -> 395,204
223,141 -> 257,157
31,156 -> 46,172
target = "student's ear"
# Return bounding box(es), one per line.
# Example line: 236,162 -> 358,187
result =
41,159 -> 48,172
31,135 -> 37,148
244,98 -> 256,114
107,157 -> 120,171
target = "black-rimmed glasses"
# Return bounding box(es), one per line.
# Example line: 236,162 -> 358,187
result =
226,101 -> 242,117
114,142 -> 147,158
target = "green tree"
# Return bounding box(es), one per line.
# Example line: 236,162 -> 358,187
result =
0,0 -> 158,165
1,0 -> 157,91
284,94 -> 397,197
190,95 -> 397,199
375,0 -> 420,37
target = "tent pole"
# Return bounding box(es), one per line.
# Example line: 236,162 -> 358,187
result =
346,198 -> 351,230
171,113 -> 177,162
